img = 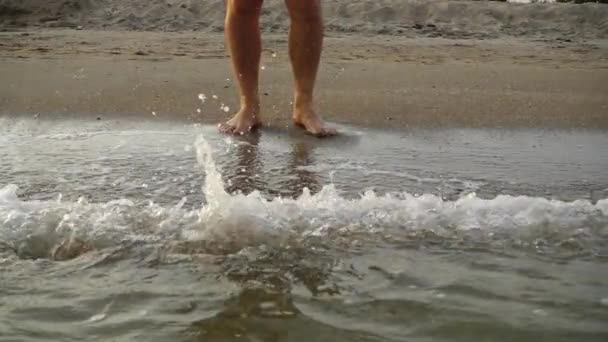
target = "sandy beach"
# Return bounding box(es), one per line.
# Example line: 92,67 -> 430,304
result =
1,0 -> 608,129
1,30 -> 607,129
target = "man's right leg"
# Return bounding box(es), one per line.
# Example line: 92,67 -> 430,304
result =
220,0 -> 264,135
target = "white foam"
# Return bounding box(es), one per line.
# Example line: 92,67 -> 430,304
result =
1,135 -> 607,257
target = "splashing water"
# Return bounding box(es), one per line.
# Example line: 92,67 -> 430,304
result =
1,134 -> 608,261
220,104 -> 230,113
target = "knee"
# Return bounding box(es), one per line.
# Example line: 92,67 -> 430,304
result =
227,0 -> 263,17
286,0 -> 322,22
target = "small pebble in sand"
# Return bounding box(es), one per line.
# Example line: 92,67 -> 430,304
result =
151,111 -> 156,116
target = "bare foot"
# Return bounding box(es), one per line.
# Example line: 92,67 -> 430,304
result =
293,106 -> 337,137
218,106 -> 262,135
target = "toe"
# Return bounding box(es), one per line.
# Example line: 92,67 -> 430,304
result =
218,122 -> 235,134
312,127 -> 338,138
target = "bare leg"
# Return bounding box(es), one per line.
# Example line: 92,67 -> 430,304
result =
220,0 -> 264,135
285,0 -> 336,137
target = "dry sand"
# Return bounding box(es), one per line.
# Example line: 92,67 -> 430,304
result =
1,0 -> 608,39
0,1 -> 607,129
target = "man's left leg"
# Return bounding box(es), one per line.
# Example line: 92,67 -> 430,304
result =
285,0 -> 336,137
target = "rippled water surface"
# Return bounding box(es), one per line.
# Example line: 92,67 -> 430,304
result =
1,117 -> 607,342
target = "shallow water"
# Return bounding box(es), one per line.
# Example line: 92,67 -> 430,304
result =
1,117 -> 607,342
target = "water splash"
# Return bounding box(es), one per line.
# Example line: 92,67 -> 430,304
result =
1,135 -> 607,260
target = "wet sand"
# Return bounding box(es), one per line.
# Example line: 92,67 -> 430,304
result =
1,30 -> 607,129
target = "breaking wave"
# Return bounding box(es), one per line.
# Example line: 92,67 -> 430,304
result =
1,135 -> 607,261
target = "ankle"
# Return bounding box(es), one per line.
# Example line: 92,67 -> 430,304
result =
239,99 -> 260,113
293,95 -> 314,111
